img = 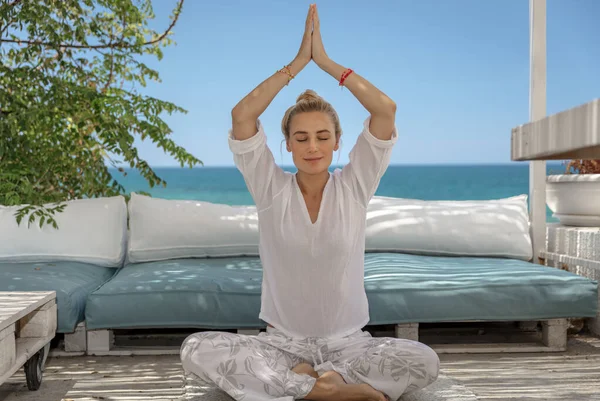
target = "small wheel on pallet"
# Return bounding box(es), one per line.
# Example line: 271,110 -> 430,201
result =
24,343 -> 49,391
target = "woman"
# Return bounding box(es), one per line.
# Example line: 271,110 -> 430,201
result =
181,4 -> 439,401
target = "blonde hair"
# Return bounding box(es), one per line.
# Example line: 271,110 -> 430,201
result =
281,89 -> 342,141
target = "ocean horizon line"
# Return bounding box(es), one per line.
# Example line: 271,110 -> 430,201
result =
108,161 -> 567,170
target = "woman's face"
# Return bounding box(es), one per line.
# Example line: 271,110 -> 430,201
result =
287,111 -> 339,175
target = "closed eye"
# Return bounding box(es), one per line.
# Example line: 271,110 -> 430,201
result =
297,138 -> 329,142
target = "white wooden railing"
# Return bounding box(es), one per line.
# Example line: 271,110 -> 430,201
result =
513,0 -> 600,335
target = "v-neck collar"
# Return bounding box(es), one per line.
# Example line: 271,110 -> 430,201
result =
294,172 -> 332,227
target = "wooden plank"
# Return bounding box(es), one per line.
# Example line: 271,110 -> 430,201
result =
88,346 -> 181,356
542,319 -> 568,350
0,335 -> 53,384
431,342 -> 565,354
395,323 -> 419,341
87,330 -> 114,353
0,324 -> 16,378
527,0 -> 547,264
64,322 -> 87,352
17,301 -> 58,338
512,98 -> 600,160
85,341 -> 566,356
0,291 -> 56,331
236,329 -> 260,336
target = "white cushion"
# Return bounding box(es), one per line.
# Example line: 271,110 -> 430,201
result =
0,196 -> 128,267
365,195 -> 532,260
126,193 -> 532,263
126,193 -> 259,263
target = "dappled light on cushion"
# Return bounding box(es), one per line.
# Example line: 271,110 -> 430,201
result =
85,258 -> 264,330
362,253 -> 597,324
0,261 -> 115,333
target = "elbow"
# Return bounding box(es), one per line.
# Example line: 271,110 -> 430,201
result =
231,104 -> 258,124
385,99 -> 397,116
373,99 -> 396,119
231,106 -> 245,123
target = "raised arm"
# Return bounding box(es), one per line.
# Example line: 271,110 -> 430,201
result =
231,5 -> 315,140
310,5 -> 398,207
311,4 -> 396,140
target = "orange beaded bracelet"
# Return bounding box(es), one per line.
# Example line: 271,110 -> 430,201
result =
278,65 -> 295,85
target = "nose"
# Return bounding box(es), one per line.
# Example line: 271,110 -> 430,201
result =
308,138 -> 318,152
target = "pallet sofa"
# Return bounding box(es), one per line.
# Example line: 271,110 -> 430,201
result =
0,192 -> 597,354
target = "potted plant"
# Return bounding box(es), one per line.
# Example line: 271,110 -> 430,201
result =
546,159 -> 600,226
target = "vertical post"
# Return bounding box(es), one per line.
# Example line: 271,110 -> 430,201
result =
529,0 -> 547,264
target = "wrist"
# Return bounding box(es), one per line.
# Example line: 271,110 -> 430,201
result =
290,57 -> 309,75
316,56 -> 331,70
321,58 -> 344,81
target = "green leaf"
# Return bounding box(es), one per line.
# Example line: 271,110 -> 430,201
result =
0,0 -> 200,229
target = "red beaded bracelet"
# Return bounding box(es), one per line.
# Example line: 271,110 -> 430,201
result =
339,68 -> 353,86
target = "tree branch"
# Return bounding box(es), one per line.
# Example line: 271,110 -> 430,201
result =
0,0 -> 184,50
0,0 -> 24,36
103,17 -> 125,92
4,0 -> 24,9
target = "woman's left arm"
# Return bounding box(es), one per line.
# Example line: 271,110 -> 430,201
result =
311,5 -> 396,140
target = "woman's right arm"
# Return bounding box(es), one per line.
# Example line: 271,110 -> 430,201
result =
228,5 -> 315,210
230,4 -> 315,140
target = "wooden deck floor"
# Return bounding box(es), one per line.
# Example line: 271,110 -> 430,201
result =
0,334 -> 599,401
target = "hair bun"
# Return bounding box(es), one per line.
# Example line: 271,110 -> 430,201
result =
296,89 -> 320,103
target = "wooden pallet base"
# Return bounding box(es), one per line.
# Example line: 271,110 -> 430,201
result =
74,320 -> 571,356
395,319 -> 569,353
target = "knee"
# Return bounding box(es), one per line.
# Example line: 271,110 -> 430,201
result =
420,344 -> 440,383
180,331 -> 229,373
180,332 -> 204,371
181,332 -> 200,355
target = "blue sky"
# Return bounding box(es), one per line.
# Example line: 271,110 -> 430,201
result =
133,0 -> 600,167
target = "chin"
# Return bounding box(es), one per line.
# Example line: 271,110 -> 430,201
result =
302,161 -> 330,174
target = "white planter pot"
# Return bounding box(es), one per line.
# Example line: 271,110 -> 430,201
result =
546,174 -> 600,226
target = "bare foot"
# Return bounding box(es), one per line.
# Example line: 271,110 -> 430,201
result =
292,363 -> 319,379
306,371 -> 387,401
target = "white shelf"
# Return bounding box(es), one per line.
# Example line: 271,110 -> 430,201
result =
511,98 -> 600,161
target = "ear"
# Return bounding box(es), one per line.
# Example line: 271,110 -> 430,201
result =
286,140 -> 291,152
334,138 -> 340,151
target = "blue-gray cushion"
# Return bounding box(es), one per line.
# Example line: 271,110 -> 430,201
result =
86,258 -> 263,330
364,253 -> 597,323
0,262 -> 116,333
85,253 -> 598,330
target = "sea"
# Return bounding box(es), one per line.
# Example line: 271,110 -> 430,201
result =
111,163 -> 566,222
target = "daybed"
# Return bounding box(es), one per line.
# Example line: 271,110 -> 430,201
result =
0,193 -> 597,354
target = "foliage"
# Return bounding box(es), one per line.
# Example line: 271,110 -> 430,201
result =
565,160 -> 600,174
0,0 -> 201,229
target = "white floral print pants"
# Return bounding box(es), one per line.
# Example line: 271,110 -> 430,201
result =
180,327 -> 439,401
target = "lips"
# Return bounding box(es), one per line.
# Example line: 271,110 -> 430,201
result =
304,157 -> 323,162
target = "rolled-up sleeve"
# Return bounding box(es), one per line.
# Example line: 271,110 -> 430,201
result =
341,116 -> 398,208
228,120 -> 287,211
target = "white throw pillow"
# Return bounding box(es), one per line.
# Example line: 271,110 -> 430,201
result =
127,192 -> 259,263
365,195 -> 532,260
0,196 -> 128,267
